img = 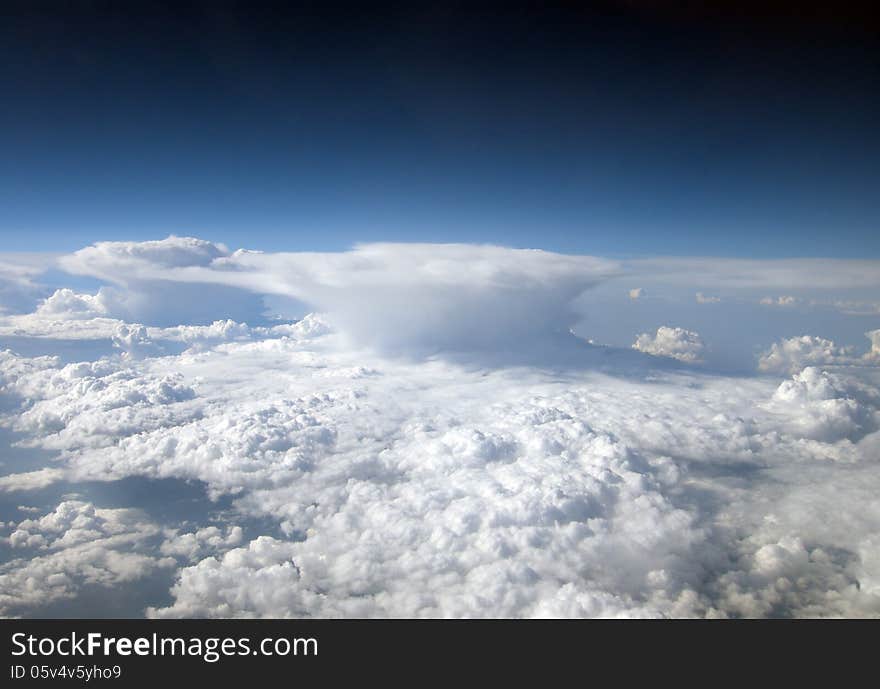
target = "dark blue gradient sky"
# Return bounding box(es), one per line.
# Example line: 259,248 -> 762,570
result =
1,2 -> 878,256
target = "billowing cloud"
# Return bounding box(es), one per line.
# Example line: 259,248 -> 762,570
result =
758,333 -> 880,374
632,326 -> 704,362
763,367 -> 880,442
59,236 -> 230,283
0,500 -> 172,616
34,288 -> 111,320
159,525 -> 244,563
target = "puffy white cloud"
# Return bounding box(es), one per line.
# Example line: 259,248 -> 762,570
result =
632,326 -> 704,362
153,320 -> 251,346
0,500 -> 172,616
0,350 -> 197,453
695,292 -> 721,304
867,330 -> 880,361
148,537 -> 302,618
758,335 -> 856,374
757,333 -> 880,374
34,288 -> 111,320
0,468 -> 67,493
59,236 -> 229,283
628,288 -> 643,300
760,295 -> 800,308
159,525 -> 244,562
763,367 -> 880,443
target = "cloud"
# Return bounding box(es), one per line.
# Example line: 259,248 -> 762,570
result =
4,236 -> 880,618
758,333 -> 880,374
0,253 -> 60,315
0,350 -> 197,453
628,288 -> 643,300
760,295 -> 800,308
628,257 -> 880,290
148,537 -> 303,618
827,300 -> 880,316
58,237 -> 266,327
59,236 -> 230,282
34,288 -> 111,320
60,237 -> 619,355
868,330 -> 880,360
695,292 -> 721,304
0,500 -> 172,616
758,335 -> 856,374
763,367 -> 880,443
632,327 -> 704,362
159,525 -> 244,563
3,328 -> 880,616
0,468 -> 67,493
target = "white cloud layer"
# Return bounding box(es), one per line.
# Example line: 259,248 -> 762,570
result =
2,237 -> 880,618
3,326 -> 880,617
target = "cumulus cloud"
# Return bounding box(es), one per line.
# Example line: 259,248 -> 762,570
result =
758,336 -> 851,374
763,367 -> 880,443
148,537 -> 303,618
695,292 -> 720,304
632,327 -> 705,362
0,500 -> 172,616
0,351 -> 197,453
34,288 -> 111,320
760,295 -> 800,308
758,333 -> 880,374
159,525 -> 244,562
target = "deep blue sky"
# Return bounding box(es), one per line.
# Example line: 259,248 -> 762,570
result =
1,2 -> 878,257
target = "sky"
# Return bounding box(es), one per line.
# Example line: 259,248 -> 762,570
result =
1,2 -> 878,256
2,3 -> 880,620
